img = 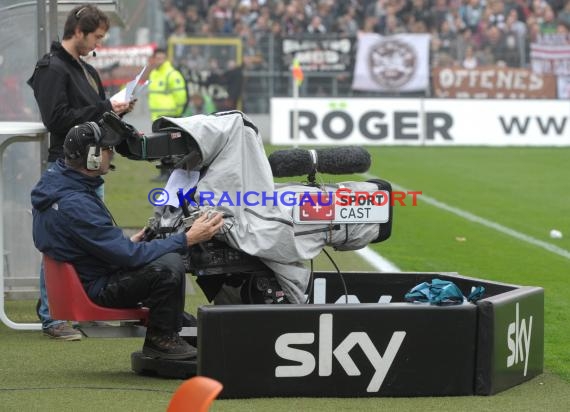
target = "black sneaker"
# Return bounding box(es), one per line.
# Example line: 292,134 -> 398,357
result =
142,332 -> 197,360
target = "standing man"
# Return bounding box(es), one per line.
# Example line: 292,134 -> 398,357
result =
148,48 -> 188,121
147,48 -> 188,181
27,4 -> 133,340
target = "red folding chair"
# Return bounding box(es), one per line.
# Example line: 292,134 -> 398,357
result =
43,254 -> 149,337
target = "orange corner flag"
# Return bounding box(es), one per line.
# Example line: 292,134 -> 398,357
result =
292,58 -> 304,86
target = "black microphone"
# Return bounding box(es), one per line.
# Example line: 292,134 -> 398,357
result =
268,146 -> 371,178
109,164 -> 116,171
92,50 -> 97,57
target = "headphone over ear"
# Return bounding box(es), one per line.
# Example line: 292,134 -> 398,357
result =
84,121 -> 102,170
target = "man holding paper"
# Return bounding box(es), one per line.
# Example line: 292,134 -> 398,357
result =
28,4 -> 135,164
27,4 -> 135,341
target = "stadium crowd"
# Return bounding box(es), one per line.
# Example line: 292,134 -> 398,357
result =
160,0 -> 570,70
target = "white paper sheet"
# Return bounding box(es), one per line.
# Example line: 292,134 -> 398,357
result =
162,169 -> 200,207
111,65 -> 148,103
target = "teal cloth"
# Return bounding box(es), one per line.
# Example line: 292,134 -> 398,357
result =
404,278 -> 485,305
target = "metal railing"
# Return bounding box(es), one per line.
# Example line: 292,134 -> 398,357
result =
0,123 -> 47,330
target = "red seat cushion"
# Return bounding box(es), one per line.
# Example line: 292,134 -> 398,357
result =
43,254 -> 149,323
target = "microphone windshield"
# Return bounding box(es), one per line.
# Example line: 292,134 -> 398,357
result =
268,146 -> 371,178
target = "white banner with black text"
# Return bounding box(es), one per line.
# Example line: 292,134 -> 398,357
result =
270,97 -> 570,146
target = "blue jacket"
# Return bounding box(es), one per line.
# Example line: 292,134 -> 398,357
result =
31,159 -> 187,299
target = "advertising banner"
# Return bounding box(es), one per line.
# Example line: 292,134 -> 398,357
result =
476,288 -> 544,395
85,44 -> 155,90
199,299 -> 477,397
282,36 -> 355,72
196,271 -> 543,398
271,97 -> 570,146
432,67 -> 557,99
352,33 -> 430,92
530,34 -> 570,76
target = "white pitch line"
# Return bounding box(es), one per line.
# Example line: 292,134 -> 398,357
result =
363,173 -> 570,261
356,247 -> 401,272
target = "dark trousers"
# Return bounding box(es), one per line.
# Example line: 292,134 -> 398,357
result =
92,253 -> 186,334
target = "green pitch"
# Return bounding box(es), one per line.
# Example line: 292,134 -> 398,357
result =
1,146 -> 569,410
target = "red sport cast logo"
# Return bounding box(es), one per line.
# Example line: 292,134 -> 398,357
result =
299,193 -> 335,221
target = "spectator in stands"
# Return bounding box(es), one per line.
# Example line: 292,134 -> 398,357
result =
27,4 -> 132,341
525,14 -> 541,43
315,0 -> 336,32
505,8 -> 527,62
540,5 -> 558,34
307,15 -> 327,34
483,25 -> 514,66
472,10 -> 491,49
558,2 -> 570,27
234,4 -> 252,29
335,5 -> 359,36
405,0 -> 431,30
449,7 -> 467,33
243,30 -> 266,69
455,26 -> 474,61
461,0 -> 485,32
271,19 -> 283,38
408,18 -> 429,34
162,1 -> 181,39
283,3 -> 306,35
530,0 -> 548,21
438,20 -> 459,57
31,122 -> 223,359
381,12 -> 407,35
557,21 -> 570,35
198,21 -> 214,36
506,8 -> 527,42
185,92 -> 217,116
184,46 -> 209,72
488,0 -> 507,30
171,16 -> 190,60
366,0 -> 388,21
185,6 -> 204,34
430,0 -> 452,30
503,0 -> 527,23
462,44 -> 479,69
252,13 -> 272,40
209,0 -> 234,34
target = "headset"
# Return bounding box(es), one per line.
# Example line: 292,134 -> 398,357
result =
65,121 -> 103,170
84,121 -> 102,170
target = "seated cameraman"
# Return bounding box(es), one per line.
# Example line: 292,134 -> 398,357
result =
31,121 -> 223,360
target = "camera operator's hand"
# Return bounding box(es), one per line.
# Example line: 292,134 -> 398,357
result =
185,213 -> 224,247
130,228 -> 146,243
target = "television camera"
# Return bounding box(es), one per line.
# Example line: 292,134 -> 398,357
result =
101,111 -> 393,305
